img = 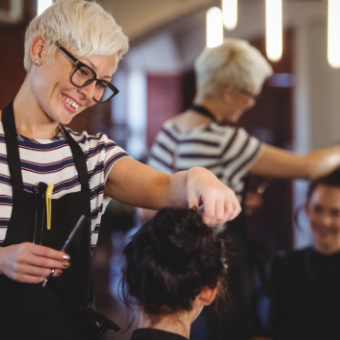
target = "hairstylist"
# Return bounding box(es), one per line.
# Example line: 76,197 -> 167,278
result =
143,39 -> 340,217
0,1 -> 240,339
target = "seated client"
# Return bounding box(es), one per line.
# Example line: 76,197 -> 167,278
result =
270,170 -> 340,340
123,208 -> 227,340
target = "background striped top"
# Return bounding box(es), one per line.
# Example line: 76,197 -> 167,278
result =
148,119 -> 262,203
0,123 -> 128,249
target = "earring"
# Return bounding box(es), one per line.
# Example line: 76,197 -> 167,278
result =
34,60 -> 39,66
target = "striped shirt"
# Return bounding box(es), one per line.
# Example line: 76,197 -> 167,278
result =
0,123 -> 128,249
148,119 -> 262,203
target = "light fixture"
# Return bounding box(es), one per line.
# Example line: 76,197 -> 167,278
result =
328,0 -> 340,68
265,0 -> 283,62
206,7 -> 223,48
222,0 -> 238,30
37,0 -> 53,16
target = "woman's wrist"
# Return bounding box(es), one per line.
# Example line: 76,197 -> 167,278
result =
166,170 -> 190,208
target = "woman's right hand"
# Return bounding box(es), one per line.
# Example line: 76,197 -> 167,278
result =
0,242 -> 70,284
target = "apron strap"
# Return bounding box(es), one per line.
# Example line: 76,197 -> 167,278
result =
2,100 -> 90,193
2,101 -> 24,191
61,125 -> 90,192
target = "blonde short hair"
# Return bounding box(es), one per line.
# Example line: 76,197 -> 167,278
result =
194,39 -> 273,97
24,0 -> 129,71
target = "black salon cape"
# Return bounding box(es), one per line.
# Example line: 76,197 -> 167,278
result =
131,328 -> 188,340
270,247 -> 340,340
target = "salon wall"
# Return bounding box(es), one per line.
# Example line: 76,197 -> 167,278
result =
0,0 -> 37,109
121,0 -> 331,149
122,0 -> 335,154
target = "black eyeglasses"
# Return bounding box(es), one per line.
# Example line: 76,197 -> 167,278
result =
54,41 -> 119,103
238,88 -> 263,106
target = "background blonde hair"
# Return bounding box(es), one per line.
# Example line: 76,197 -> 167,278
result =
194,38 -> 273,97
24,0 -> 129,71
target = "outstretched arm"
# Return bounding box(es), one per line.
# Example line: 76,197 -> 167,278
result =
249,144 -> 340,179
104,157 -> 241,226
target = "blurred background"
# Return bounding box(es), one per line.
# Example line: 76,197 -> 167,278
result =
1,0 -> 339,338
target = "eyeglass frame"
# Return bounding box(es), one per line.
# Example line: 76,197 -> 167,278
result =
238,88 -> 263,106
54,41 -> 119,103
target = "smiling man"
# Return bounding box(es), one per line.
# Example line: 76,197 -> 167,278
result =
269,170 -> 340,340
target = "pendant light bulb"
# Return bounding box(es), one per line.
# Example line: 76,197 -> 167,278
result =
37,0 -> 53,15
266,0 -> 283,62
328,0 -> 340,68
206,7 -> 223,48
222,0 -> 238,30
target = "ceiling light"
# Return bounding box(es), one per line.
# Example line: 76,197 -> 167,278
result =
206,7 -> 223,48
266,0 -> 283,62
37,0 -> 53,16
328,0 -> 340,68
222,0 -> 238,30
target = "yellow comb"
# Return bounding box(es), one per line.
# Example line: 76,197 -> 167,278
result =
46,184 -> 54,230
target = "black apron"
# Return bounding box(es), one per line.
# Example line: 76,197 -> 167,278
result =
0,101 -> 96,339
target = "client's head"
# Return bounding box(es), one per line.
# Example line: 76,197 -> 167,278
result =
123,208 -> 226,328
306,170 -> 340,255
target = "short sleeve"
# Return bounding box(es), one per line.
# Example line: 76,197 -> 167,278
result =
76,131 -> 129,184
71,130 -> 129,249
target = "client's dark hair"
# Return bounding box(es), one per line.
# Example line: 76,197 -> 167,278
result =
123,207 -> 227,316
307,169 -> 340,201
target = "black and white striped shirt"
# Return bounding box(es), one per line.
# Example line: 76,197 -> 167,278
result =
148,119 -> 262,203
0,124 -> 128,249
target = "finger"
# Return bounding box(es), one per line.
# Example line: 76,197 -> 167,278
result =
27,243 -> 70,261
24,254 -> 70,270
14,273 -> 46,284
202,199 -> 215,226
213,196 -> 225,226
16,263 -> 56,278
228,199 -> 241,221
52,269 -> 63,277
222,198 -> 233,221
224,198 -> 233,221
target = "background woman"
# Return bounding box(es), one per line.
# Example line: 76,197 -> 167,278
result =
123,208 -> 227,340
145,39 -> 340,210
0,1 -> 240,339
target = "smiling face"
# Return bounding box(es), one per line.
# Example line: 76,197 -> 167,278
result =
28,37 -> 119,125
306,184 -> 340,255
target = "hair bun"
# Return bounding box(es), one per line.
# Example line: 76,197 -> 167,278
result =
150,208 -> 211,264
123,207 -> 226,316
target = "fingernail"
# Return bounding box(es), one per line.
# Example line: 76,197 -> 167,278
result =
63,255 -> 70,260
